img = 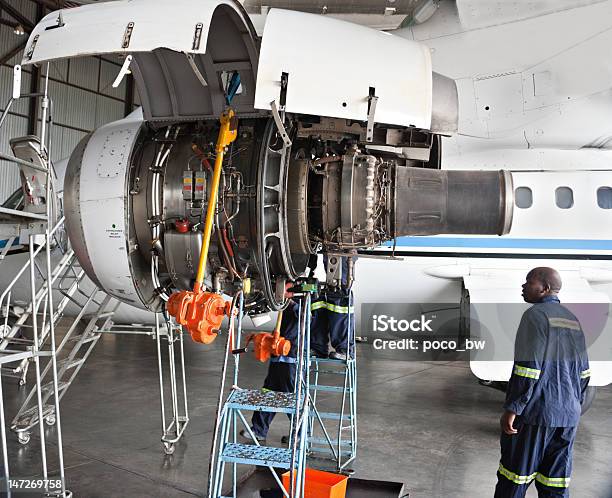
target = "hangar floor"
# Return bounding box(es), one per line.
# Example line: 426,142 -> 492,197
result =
2,329 -> 611,498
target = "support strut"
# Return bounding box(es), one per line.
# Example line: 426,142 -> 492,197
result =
167,109 -> 238,344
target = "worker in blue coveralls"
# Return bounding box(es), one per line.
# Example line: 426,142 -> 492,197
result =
240,293 -> 300,444
311,255 -> 356,361
494,267 -> 590,498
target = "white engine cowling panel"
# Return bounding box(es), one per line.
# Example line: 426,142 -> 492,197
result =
255,9 -> 433,129
64,112 -> 150,309
22,0 -> 259,122
23,0 -> 250,64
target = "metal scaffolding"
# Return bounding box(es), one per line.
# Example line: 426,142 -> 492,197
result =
155,312 -> 190,455
0,63 -> 71,497
307,292 -> 357,471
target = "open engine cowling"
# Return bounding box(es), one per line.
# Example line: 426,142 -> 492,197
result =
64,113 -> 513,314
23,0 -> 514,314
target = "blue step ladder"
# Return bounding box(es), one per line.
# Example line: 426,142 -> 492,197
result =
207,290 -> 313,498
307,293 -> 357,471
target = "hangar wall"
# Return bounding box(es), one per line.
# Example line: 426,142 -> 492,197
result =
0,0 -> 137,203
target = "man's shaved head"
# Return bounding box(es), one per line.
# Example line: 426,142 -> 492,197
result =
528,267 -> 562,293
522,267 -> 562,303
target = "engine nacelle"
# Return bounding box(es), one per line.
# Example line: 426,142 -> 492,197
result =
33,0 -> 514,315
65,112 -> 513,314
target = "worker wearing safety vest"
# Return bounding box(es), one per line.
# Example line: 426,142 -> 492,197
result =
494,267 -> 590,498
240,299 -> 300,444
311,255 -> 356,360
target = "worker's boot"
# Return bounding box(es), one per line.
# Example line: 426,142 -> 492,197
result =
239,428 -> 266,445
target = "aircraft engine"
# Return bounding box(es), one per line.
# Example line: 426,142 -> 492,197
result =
23,0 -> 514,315
64,114 -> 513,314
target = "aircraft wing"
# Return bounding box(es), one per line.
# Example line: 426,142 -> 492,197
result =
459,269 -> 612,387
456,0 -> 607,31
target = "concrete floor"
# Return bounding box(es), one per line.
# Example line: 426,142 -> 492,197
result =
2,330 -> 612,498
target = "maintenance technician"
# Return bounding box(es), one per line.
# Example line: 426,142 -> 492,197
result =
311,255 -> 356,360
241,298 -> 300,444
494,267 -> 590,498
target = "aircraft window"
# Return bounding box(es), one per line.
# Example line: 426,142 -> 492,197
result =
514,187 -> 532,209
1,187 -> 24,210
555,187 -> 574,209
597,187 -> 612,209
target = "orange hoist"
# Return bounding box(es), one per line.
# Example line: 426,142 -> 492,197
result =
243,310 -> 291,362
167,109 -> 237,344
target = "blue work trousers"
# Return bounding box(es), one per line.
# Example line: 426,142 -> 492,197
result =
310,292 -> 354,357
495,422 -> 576,498
251,361 -> 296,439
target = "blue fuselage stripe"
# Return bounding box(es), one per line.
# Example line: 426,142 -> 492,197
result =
390,237 -> 612,250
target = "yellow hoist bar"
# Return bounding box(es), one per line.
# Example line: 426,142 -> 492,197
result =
166,109 -> 238,344
194,108 -> 238,292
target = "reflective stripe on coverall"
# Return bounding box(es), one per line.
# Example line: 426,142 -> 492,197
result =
494,295 -> 590,498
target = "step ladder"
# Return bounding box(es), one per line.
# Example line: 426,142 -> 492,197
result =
207,290 -> 313,498
0,63 -> 72,496
307,293 -> 357,471
0,250 -> 88,386
11,291 -> 119,441
155,312 -> 190,455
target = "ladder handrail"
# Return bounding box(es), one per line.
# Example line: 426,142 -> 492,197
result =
0,244 -> 74,351
206,291 -> 243,498
0,216 -> 67,307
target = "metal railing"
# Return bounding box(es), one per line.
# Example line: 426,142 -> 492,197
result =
0,63 -> 71,497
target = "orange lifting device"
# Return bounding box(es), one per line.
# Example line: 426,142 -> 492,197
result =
167,109 -> 237,344
244,310 -> 291,362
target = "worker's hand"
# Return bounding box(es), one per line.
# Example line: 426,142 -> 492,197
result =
284,281 -> 294,299
500,411 -> 518,435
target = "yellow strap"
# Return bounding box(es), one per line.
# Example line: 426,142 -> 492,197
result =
580,369 -> 591,379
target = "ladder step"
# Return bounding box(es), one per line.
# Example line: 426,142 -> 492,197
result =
313,369 -> 346,375
226,389 -> 297,414
67,333 -> 99,344
309,412 -> 352,421
82,312 -> 114,320
310,357 -> 352,364
221,442 -> 292,469
12,404 -> 54,428
309,385 -> 345,393
58,357 -> 85,370
1,336 -> 33,345
308,437 -> 353,447
57,274 -> 79,280
0,206 -> 48,222
42,380 -> 69,393
309,446 -> 356,456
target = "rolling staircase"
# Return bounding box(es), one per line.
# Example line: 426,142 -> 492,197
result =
207,291 -> 312,498
307,293 -> 357,471
11,291 -> 119,443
